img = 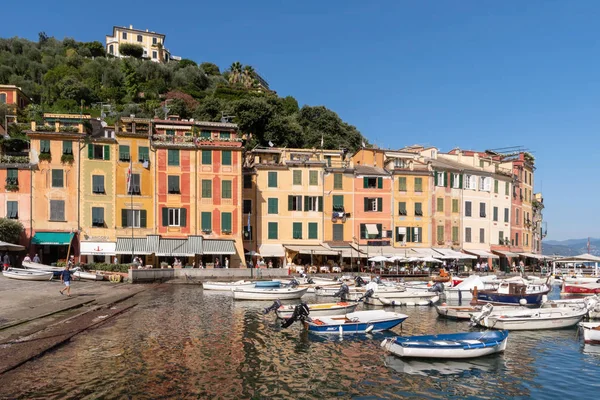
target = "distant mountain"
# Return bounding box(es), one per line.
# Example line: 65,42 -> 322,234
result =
542,238 -> 600,256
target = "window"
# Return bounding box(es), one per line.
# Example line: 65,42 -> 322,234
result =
515,233 -> 519,246
465,201 -> 472,217
494,179 -> 499,193
504,208 -> 509,223
525,233 -> 529,246
406,227 -> 422,243
516,209 -> 520,225
122,32 -> 127,39
128,174 -> 141,195
364,197 -> 382,212
479,177 -> 491,191
202,150 -> 212,165
201,212 -> 212,231
268,198 -> 278,214
437,226 -> 444,243
243,175 -> 252,189
0,93 -> 6,104
109,44 -> 114,54
6,169 -> 18,185
222,150 -> 232,166
243,199 -> 252,214
166,129 -> 175,136
414,178 -> 423,192
480,228 -> 485,244
396,227 -> 406,243
293,170 -> 302,185
40,140 -> 50,154
288,195 -> 302,211
305,196 -> 322,212
363,177 -> 382,189
92,207 -> 104,227
293,222 -> 303,239
333,224 -> 344,241
499,231 -> 504,245
415,202 -> 423,216
50,200 -> 65,221
219,132 -> 231,140
480,202 -> 486,218
152,51 -> 157,59
309,170 -> 318,186
435,171 -> 445,187
437,198 -> 444,212
308,222 -> 318,239
333,195 -> 344,208
165,208 -> 182,227
452,199 -> 459,213
201,180 -> 212,198
200,130 -> 211,139
464,174 -> 476,190
268,172 -> 277,188
89,144 -> 109,160
325,155 -> 332,167
222,180 -> 232,199
398,177 -> 407,191
137,34 -> 142,42
394,158 -> 406,168
268,222 -> 278,240
465,227 -> 472,243
168,176 -> 180,194
52,169 -> 64,188
222,212 -> 232,232
493,207 -> 498,221
167,149 -> 179,166
360,224 -> 382,240
153,37 -> 157,45
138,146 -> 149,162
452,226 -> 459,243
452,173 -> 461,188
398,202 -> 407,216
505,182 -> 510,196
92,175 -> 105,194
119,145 -> 130,161
333,173 -> 343,189
6,201 -> 18,219
63,141 -> 72,155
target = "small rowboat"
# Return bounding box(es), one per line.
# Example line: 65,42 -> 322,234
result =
472,303 -> 590,330
22,261 -> 63,277
305,310 -> 408,334
435,305 -> 481,320
364,290 -> 439,306
579,322 -> 600,344
276,302 -> 359,319
202,280 -> 255,291
233,287 -> 308,300
255,280 -> 281,288
2,268 -> 54,281
73,270 -> 104,281
381,330 -> 509,359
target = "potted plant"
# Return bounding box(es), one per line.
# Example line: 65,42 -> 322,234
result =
61,154 -> 75,164
39,152 -> 52,162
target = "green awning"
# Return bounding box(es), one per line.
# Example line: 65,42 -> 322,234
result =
32,232 -> 74,246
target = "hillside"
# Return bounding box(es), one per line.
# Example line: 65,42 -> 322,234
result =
0,34 -> 366,151
542,238 -> 599,256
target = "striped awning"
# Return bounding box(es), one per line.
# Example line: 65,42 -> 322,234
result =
518,252 -> 546,259
157,239 -> 194,257
203,240 -> 236,255
115,237 -> 153,255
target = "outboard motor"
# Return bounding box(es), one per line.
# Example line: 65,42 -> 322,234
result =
263,299 -> 282,314
429,282 -> 445,293
373,276 -> 383,285
333,283 -> 350,302
306,277 -> 315,285
357,288 -> 374,302
355,276 -> 367,287
470,303 -> 493,327
281,302 -> 310,328
285,278 -> 299,288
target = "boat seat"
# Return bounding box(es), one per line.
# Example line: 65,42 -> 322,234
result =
311,319 -> 325,325
433,340 -> 460,346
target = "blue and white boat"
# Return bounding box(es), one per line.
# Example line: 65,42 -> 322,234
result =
305,310 -> 408,334
476,280 -> 549,306
381,330 -> 509,359
255,280 -> 281,288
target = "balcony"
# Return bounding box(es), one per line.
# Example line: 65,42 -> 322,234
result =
0,154 -> 30,165
127,185 -> 141,196
331,206 -> 347,222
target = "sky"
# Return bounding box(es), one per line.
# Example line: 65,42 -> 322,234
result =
2,1 -> 599,241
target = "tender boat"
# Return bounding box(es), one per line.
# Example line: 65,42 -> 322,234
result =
73,269 -> 104,281
276,302 -> 359,319
2,268 -> 54,281
564,276 -> 600,285
579,322 -> 600,344
255,280 -> 282,288
305,310 -> 408,334
202,280 -> 256,291
22,261 -> 64,277
471,303 -> 590,330
562,283 -> 600,295
475,281 -> 550,305
364,290 -> 440,306
233,287 -> 308,300
381,330 -> 509,359
435,305 -> 481,320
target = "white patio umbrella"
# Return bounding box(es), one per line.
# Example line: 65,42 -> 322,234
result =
0,241 -> 25,251
387,255 -> 408,262
245,251 -> 261,256
368,255 -> 389,262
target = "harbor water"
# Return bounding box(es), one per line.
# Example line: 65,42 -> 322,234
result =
1,284 -> 599,399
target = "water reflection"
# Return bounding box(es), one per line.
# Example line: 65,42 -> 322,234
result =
384,354 -> 505,377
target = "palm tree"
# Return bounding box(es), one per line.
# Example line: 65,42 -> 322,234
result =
228,62 -> 243,85
242,65 -> 256,88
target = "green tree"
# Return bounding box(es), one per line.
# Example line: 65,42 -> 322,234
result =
200,62 -> 220,76
119,43 -> 144,58
0,218 -> 24,244
177,59 -> 197,68
228,61 -> 243,85
242,65 -> 256,88
82,41 -> 106,58
120,60 -> 139,101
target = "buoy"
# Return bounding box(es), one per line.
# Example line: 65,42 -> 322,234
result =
519,298 -> 528,306
441,302 -> 447,307
339,325 -> 343,336
541,295 -> 548,303
365,325 -> 374,333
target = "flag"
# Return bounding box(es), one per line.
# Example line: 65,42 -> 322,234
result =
126,158 -> 132,194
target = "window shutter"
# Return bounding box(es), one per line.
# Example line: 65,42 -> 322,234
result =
318,196 -> 323,212
418,227 -> 422,243
304,196 -> 309,212
180,208 -> 187,227
364,197 -> 368,212
288,195 -> 293,211
103,145 -> 110,160
444,172 -> 448,187
407,227 -> 412,242
459,174 -> 463,189
162,207 -> 168,226
88,144 -> 93,159
377,177 -> 383,189
121,209 -> 127,227
92,207 -> 98,222
376,224 -> 382,238
363,177 -> 368,188
360,224 -> 366,239
450,173 -> 454,187
377,197 -> 382,212
434,172 -> 438,186
98,208 -> 104,223
140,210 -> 147,228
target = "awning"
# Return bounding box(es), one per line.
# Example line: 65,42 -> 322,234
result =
203,240 -> 236,255
555,253 -> 600,263
410,248 -> 442,258
259,244 -> 285,257
80,241 -> 116,256
32,232 -> 74,246
493,250 -> 519,258
284,244 -> 339,256
115,237 -> 153,255
365,224 -> 379,236
518,252 -> 546,259
0,241 -> 25,251
464,249 -> 500,259
433,248 -> 477,260
157,239 -> 193,257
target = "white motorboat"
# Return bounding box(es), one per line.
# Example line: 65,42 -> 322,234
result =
2,268 -> 53,281
22,261 -> 64,273
305,310 -> 408,334
444,275 -> 498,302
364,290 -> 440,306
233,287 -> 308,300
435,305 -> 481,320
73,269 -> 104,281
381,330 -> 509,359
472,303 -> 590,330
579,322 -> 600,344
276,302 -> 359,319
202,280 -> 256,291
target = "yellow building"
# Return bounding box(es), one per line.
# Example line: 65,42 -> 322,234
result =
105,25 -> 179,63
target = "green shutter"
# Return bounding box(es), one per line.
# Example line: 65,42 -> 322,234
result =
222,180 -> 232,199
268,222 -> 278,239
88,144 -> 93,159
437,198 -> 444,212
63,141 -> 72,154
399,202 -> 406,215
363,177 -> 368,188
202,212 -> 212,231
308,222 -> 318,239
406,227 -> 412,242
333,195 -> 344,207
268,172 -> 277,187
417,227 -> 422,243
377,177 -> 383,189
202,180 -> 212,198
444,172 -> 448,187
202,150 -> 212,165
459,174 -> 463,189
139,146 -> 149,161
222,150 -> 232,165
293,222 -> 302,239
318,196 -> 323,212
434,172 -> 438,186
452,226 -> 459,242
494,179 -> 499,193
309,170 -> 318,185
304,196 -> 309,212
140,210 -> 147,228
180,208 -> 187,227
437,225 -> 444,242
450,173 -> 454,187
103,145 -> 110,160
364,197 -> 369,212
268,198 -> 278,214
333,173 -> 342,189
162,207 -> 168,226
121,209 -> 127,227
119,145 -> 130,160
360,224 -> 366,239
288,195 -> 293,211
399,177 -> 407,191
222,212 -> 232,231
505,182 -> 509,196
377,197 -> 382,212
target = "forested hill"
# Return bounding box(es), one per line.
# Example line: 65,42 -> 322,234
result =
0,34 -> 366,151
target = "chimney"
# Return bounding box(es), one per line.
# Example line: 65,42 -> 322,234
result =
129,24 -> 133,29
473,152 -> 480,167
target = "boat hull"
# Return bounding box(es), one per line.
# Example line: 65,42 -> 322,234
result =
435,305 -> 479,320
255,281 -> 281,288
306,310 -> 408,334
73,271 -> 104,281
233,287 -> 308,300
365,291 -> 439,306
480,310 -> 587,330
202,281 -> 255,291
2,268 -> 53,281
276,302 -> 358,319
579,322 -> 600,344
477,290 -> 549,305
562,284 -> 600,295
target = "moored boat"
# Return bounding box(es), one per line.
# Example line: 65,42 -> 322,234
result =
579,322 -> 600,344
2,268 -> 54,281
22,261 -> 64,277
202,280 -> 256,291
364,290 -> 439,306
381,330 -> 509,359
255,280 -> 282,288
233,287 -> 308,300
435,305 -> 481,320
73,269 -> 104,281
305,310 -> 408,334
276,302 -> 359,319
476,281 -> 550,306
444,275 -> 498,302
562,283 -> 600,295
471,303 -> 590,330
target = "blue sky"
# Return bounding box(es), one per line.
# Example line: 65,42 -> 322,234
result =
2,1 -> 599,241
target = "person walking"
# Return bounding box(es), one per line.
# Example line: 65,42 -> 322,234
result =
23,254 -> 31,263
33,254 -> 41,263
3,253 -> 10,271
59,264 -> 73,297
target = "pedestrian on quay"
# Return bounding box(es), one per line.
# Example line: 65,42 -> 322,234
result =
33,254 -> 41,263
3,253 -> 10,271
59,264 -> 73,297
23,254 -> 31,263
225,257 -> 229,269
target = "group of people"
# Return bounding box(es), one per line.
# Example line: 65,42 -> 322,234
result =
475,261 -> 491,273
3,252 -> 42,270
